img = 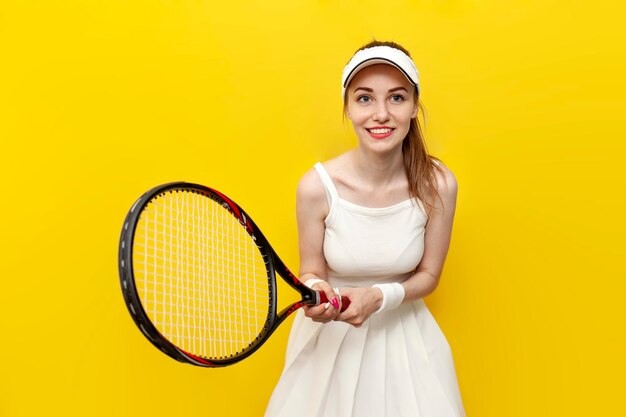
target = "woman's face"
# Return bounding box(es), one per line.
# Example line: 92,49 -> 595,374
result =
345,64 -> 418,155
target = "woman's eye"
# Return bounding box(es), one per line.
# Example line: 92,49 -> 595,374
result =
357,95 -> 371,103
391,95 -> 405,102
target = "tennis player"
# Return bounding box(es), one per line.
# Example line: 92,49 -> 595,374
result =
265,40 -> 466,417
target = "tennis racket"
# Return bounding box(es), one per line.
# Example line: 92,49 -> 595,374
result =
118,181 -> 349,367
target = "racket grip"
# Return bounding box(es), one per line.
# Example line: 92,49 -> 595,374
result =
318,291 -> 351,312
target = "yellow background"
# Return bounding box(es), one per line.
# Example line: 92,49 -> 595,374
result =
1,0 -> 624,415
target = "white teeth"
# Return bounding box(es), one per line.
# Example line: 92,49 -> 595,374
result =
369,128 -> 392,134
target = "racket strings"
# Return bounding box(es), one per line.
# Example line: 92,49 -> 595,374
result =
133,190 -> 270,360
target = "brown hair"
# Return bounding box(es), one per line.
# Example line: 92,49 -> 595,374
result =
342,39 -> 445,222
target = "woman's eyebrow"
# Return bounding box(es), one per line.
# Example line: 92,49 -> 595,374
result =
353,86 -> 409,93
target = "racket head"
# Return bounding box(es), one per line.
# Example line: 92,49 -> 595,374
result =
118,182 -> 280,367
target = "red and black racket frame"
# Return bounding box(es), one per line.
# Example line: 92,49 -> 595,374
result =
118,181 -> 327,367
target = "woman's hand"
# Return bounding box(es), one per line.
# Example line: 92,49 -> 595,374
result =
302,280 -> 341,323
334,287 -> 383,328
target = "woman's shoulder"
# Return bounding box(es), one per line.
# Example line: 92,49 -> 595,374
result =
314,152 -> 355,188
297,164 -> 328,205
297,152 -> 352,203
431,158 -> 458,195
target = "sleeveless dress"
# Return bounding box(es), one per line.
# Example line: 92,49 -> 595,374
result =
265,162 -> 466,417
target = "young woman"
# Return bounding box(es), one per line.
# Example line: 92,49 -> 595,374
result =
265,40 -> 466,417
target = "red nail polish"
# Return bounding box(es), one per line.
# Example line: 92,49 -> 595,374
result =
331,297 -> 339,309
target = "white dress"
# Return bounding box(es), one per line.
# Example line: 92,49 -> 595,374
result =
265,162 -> 466,417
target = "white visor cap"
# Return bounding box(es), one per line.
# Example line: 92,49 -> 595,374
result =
341,45 -> 420,100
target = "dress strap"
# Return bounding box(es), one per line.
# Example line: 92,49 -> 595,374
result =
313,162 -> 339,208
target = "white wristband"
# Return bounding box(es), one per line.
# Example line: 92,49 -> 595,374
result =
303,278 -> 324,289
372,283 -> 405,314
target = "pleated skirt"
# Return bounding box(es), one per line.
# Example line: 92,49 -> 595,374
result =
265,299 -> 466,417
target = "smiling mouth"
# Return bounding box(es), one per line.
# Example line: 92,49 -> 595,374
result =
366,128 -> 394,134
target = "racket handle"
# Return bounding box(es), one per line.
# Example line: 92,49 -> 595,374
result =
318,292 -> 351,312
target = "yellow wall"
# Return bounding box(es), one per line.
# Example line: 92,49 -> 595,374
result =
1,1 -> 624,415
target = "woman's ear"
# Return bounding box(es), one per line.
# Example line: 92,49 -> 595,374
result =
345,108 -> 351,120
411,102 -> 418,119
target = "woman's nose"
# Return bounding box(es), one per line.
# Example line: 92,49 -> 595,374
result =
373,102 -> 390,121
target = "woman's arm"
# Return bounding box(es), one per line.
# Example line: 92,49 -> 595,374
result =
296,168 -> 342,322
402,164 -> 458,302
